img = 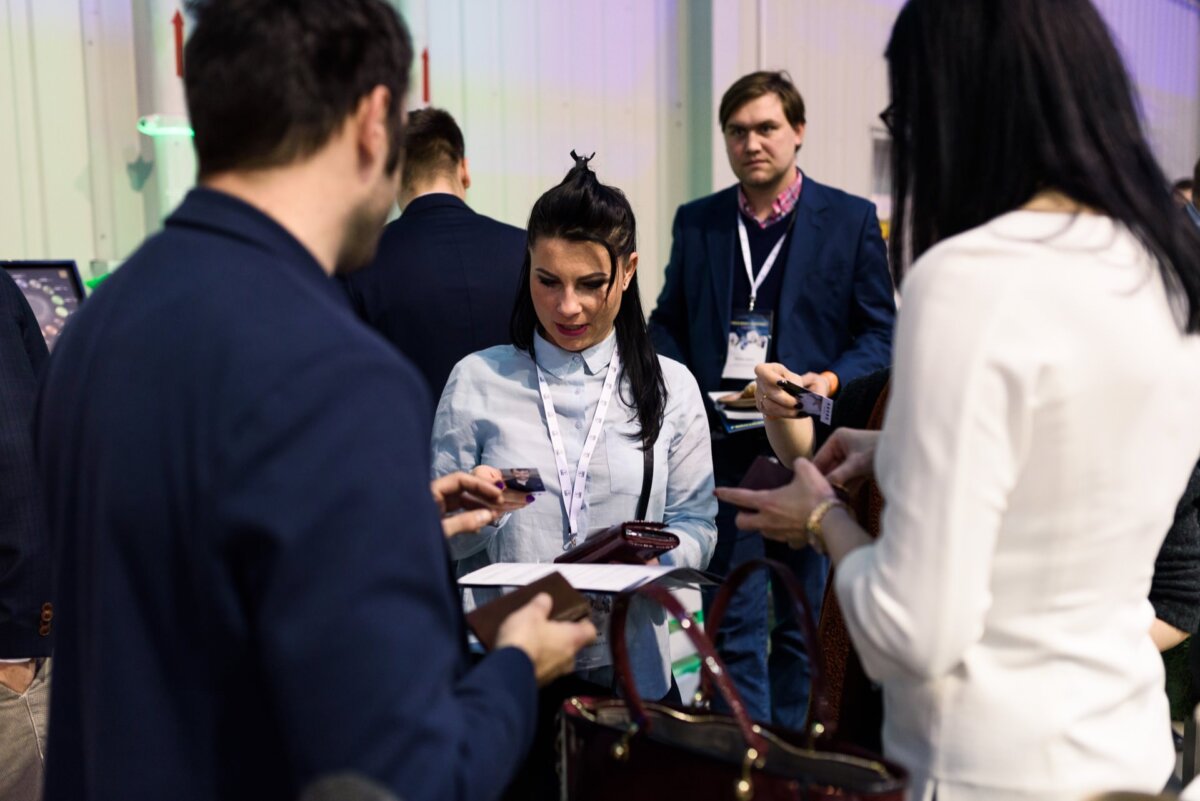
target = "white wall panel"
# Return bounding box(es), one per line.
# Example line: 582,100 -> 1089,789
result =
1093,0 -> 1200,180
0,0 -> 45,258
2,0 -> 145,278
423,0 -> 694,308
80,0 -> 146,265
712,0 -> 906,201
1,0 -> 95,270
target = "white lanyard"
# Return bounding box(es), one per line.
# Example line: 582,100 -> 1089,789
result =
736,213 -> 788,312
535,347 -> 622,547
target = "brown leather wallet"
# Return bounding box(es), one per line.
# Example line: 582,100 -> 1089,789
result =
465,571 -> 590,651
553,521 -> 680,565
739,455 -> 795,490
738,455 -> 852,502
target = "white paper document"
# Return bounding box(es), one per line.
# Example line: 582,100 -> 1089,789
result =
458,562 -> 717,594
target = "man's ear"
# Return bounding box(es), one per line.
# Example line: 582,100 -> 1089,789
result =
355,85 -> 394,173
459,157 -> 472,192
792,122 -> 806,153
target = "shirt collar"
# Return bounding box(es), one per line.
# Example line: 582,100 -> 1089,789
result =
533,328 -> 617,378
738,168 -> 803,229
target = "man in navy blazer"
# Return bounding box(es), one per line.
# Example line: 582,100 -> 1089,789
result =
34,4 -> 592,801
344,108 -> 526,397
649,71 -> 895,727
0,268 -> 52,801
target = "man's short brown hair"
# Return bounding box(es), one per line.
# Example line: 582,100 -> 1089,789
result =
401,107 -> 465,189
718,71 -> 806,130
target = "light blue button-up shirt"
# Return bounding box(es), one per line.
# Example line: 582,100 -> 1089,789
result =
432,330 -> 717,698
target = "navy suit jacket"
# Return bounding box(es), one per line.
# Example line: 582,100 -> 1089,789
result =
36,189 -> 536,801
649,175 -> 896,393
343,194 -> 526,395
0,270 -> 51,657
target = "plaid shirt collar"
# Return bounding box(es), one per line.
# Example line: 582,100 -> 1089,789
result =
738,168 -> 803,229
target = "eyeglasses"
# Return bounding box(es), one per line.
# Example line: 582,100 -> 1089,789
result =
878,104 -> 896,136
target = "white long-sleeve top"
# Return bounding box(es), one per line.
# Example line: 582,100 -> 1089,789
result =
835,211 -> 1200,800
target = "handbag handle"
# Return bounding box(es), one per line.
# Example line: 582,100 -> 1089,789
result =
702,558 -> 836,740
635,443 -> 653,521
610,582 -> 768,756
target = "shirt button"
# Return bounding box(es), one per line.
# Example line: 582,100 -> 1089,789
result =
575,421 -> 583,430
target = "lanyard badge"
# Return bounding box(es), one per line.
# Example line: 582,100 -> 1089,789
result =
536,349 -> 624,671
535,348 -> 622,549
722,214 -> 787,380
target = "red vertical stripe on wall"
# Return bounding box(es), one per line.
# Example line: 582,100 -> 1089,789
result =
422,48 -> 430,103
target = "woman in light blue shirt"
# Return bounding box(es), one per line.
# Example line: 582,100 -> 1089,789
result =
432,153 -> 717,702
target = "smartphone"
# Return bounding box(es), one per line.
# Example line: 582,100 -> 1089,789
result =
499,467 -> 545,494
776,379 -> 835,424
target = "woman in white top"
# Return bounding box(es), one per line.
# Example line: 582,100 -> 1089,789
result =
716,1 -> 1200,799
432,153 -> 717,702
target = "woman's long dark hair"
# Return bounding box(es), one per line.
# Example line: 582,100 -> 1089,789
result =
886,0 -> 1200,331
510,152 -> 667,450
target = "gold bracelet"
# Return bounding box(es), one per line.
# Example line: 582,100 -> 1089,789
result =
805,498 -> 849,552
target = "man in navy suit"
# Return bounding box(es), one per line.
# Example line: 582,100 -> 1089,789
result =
649,71 -> 896,727
344,107 -> 526,397
0,269 -> 52,801
34,3 -> 592,801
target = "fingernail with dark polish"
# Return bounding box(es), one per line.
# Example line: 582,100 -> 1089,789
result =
495,481 -> 506,489
526,494 -> 536,503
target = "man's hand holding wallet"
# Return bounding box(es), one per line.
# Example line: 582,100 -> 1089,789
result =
467,572 -> 597,686
553,521 -> 680,565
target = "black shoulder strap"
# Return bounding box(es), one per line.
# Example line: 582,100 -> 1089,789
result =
635,444 -> 654,521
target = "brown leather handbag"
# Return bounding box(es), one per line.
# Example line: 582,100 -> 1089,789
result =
558,558 -> 908,800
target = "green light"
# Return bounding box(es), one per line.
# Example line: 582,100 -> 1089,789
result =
84,274 -> 111,291
137,115 -> 194,138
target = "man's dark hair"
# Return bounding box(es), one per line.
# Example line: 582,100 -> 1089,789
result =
510,153 -> 666,451
718,71 -> 806,131
885,0 -> 1200,332
184,0 -> 413,179
402,108 -> 466,189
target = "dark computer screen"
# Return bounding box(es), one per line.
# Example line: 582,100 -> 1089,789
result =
1,261 -> 87,350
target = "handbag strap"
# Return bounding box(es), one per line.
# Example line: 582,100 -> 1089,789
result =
703,558 -> 836,741
634,442 -> 653,521
610,582 -> 768,756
